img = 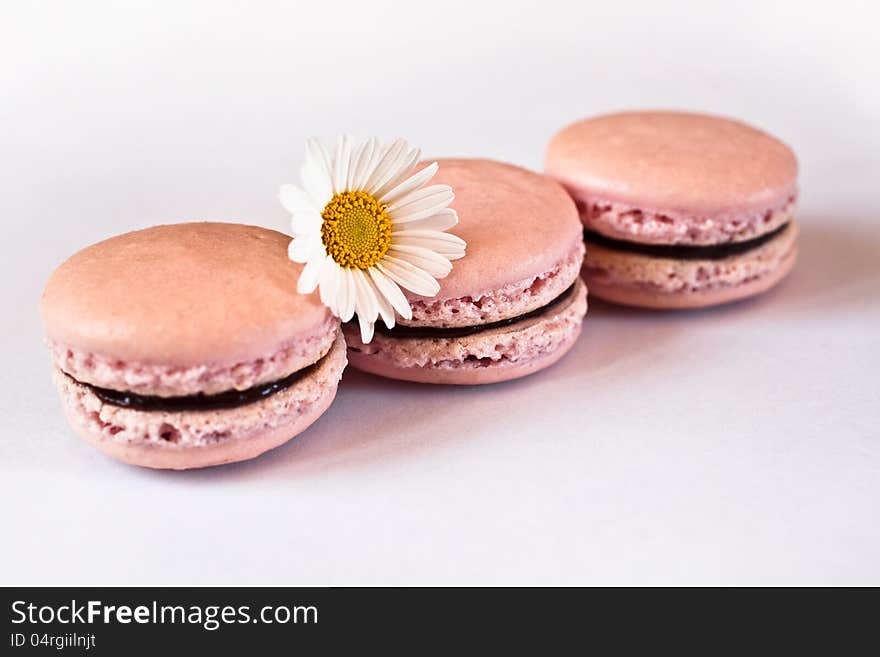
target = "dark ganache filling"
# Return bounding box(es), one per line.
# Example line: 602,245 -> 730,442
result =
66,359 -> 321,412
583,222 -> 791,260
365,282 -> 578,340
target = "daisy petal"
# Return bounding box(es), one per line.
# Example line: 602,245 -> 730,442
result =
351,270 -> 378,343
338,268 -> 357,322
332,135 -> 353,195
356,312 -> 374,344
387,185 -> 455,222
305,137 -> 333,173
358,137 -> 384,190
390,209 -> 459,232
289,209 -> 323,238
349,137 -> 379,190
368,267 -> 412,320
364,139 -> 409,195
352,269 -> 378,324
391,241 -> 463,260
279,184 -> 317,215
391,229 -> 467,259
318,256 -> 342,312
379,256 -> 440,297
297,255 -> 323,294
302,139 -> 333,206
287,234 -> 322,262
334,268 -> 349,321
390,228 -> 467,243
377,161 -> 439,205
346,141 -> 362,191
386,183 -> 453,213
364,273 -> 396,328
371,145 -> 421,200
387,245 -> 452,278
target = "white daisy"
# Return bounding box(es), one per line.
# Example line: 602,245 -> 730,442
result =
279,136 -> 466,343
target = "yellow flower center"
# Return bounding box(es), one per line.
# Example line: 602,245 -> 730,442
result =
320,191 -> 392,269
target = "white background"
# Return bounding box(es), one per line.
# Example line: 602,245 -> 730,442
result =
2,0 -> 878,585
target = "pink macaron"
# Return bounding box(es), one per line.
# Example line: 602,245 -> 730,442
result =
343,158 -> 587,384
41,222 -> 346,469
545,111 -> 799,308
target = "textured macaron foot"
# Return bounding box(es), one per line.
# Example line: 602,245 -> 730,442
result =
545,111 -> 799,308
342,158 -> 588,384
346,278 -> 586,384
583,223 -> 798,309
403,240 -> 584,328
41,222 -> 346,469
574,194 -> 796,246
54,333 -> 346,469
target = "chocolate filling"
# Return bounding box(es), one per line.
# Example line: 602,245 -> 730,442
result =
583,222 -> 790,260
64,358 -> 321,412
365,282 -> 577,339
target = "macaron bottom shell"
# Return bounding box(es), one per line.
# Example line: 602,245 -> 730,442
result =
54,332 -> 347,470
344,278 -> 587,384
582,222 -> 798,309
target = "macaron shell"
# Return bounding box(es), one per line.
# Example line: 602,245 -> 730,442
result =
407,159 -> 582,305
345,278 -> 587,384
54,332 -> 347,470
583,223 -> 798,309
47,316 -> 338,397
404,241 -> 584,328
347,328 -> 581,384
545,111 -> 798,223
41,222 -> 330,368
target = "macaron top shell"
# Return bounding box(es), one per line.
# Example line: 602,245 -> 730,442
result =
545,111 -> 798,217
41,222 -> 331,367
410,158 -> 581,302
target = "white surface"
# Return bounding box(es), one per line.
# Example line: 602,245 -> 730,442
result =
2,0 -> 878,585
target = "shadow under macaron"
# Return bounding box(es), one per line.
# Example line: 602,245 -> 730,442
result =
122,217 -> 878,479
127,368 -> 486,481
767,216 -> 880,316
121,298 -> 685,479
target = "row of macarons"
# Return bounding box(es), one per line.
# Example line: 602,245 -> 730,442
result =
40,110 -> 798,470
